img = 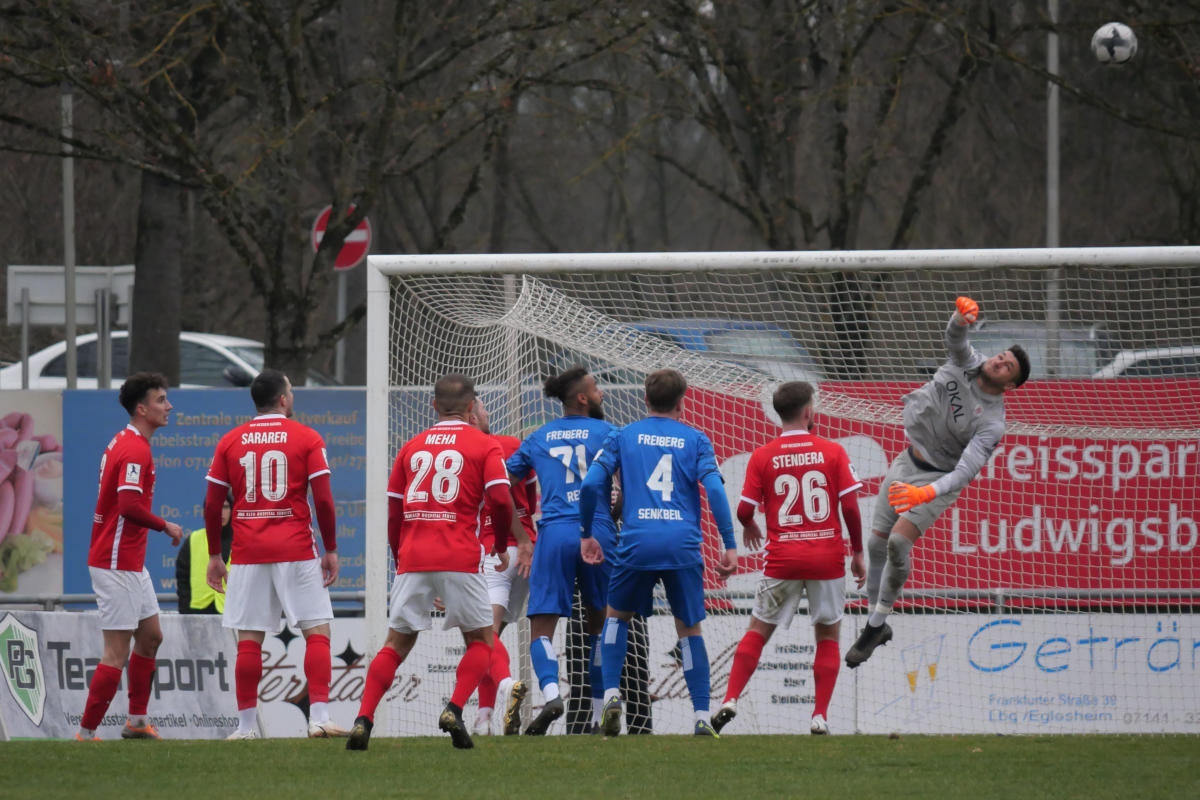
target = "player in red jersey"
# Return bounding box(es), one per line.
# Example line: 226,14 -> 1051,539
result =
467,397 -> 536,736
203,368 -> 344,740
76,372 -> 184,742
347,374 -> 515,751
711,381 -> 866,735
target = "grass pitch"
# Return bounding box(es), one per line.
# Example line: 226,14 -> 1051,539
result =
4,733 -> 1195,799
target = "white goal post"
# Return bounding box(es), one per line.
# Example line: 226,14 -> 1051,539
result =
365,247 -> 1200,736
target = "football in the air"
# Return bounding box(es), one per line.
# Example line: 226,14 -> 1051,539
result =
1091,22 -> 1137,65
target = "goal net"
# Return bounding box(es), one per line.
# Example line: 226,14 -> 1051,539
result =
365,248 -> 1200,736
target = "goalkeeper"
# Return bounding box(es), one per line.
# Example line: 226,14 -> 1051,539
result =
845,296 -> 1030,668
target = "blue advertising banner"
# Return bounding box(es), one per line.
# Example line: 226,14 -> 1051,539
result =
61,389 -> 367,601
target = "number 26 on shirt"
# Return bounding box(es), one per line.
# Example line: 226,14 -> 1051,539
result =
773,470 -> 831,526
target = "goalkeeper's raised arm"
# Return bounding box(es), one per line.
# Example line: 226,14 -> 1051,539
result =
845,297 -> 1031,671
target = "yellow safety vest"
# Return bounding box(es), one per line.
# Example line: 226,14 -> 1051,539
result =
188,529 -> 228,614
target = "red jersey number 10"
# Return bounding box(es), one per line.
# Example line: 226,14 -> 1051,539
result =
239,450 -> 289,503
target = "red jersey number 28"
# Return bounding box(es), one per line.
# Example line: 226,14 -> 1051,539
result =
407,449 -> 464,504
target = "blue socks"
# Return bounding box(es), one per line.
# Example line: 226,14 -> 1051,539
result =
680,635 -> 711,714
600,617 -> 629,693
530,636 -> 560,700
588,633 -> 604,707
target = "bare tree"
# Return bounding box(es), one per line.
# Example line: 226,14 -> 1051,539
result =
0,1 -> 631,379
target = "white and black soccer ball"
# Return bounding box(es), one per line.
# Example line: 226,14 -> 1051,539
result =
1091,22 -> 1137,65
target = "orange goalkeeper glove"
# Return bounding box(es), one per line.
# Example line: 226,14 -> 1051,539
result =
888,482 -> 937,513
955,296 -> 979,324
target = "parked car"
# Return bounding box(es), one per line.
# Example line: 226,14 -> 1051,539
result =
626,318 -> 825,382
0,331 -> 339,389
538,318 -> 824,386
1091,345 -> 1200,378
921,319 -> 1113,379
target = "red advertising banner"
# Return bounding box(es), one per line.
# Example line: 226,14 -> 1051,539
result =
684,379 -> 1200,603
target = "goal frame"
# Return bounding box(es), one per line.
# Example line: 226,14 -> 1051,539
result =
364,245 -> 1200,733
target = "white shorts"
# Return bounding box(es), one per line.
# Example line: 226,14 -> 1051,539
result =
222,560 -> 333,632
389,571 -> 493,634
750,576 -> 846,628
90,567 -> 160,630
484,547 -> 530,625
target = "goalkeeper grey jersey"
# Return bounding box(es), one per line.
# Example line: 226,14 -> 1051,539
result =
902,315 -> 1007,496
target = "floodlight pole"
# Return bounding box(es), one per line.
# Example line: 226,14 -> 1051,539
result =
1046,0 -> 1063,376
62,84 -> 78,389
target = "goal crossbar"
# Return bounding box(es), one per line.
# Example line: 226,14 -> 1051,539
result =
369,245 -> 1200,275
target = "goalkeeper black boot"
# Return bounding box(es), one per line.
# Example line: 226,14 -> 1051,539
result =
845,622 -> 893,668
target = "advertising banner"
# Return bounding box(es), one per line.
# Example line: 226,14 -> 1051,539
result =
0,393 -> 64,598
60,389 -> 366,601
853,612 -> 1200,734
248,613 -> 842,738
0,611 -> 239,740
3,610 -> 1192,738
690,379 -> 1200,601
245,612 -> 1196,737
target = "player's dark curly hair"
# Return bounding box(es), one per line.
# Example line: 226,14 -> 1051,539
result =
118,372 -> 169,415
544,366 -> 590,403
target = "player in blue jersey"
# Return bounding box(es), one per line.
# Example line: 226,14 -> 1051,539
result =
507,366 -> 618,735
580,368 -> 738,737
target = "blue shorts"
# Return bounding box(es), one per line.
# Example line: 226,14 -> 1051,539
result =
526,521 -> 611,617
606,563 -> 706,628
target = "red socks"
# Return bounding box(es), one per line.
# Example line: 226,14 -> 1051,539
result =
449,640 -> 491,709
358,646 -> 403,723
477,636 -> 510,709
126,652 -> 156,717
81,663 -> 122,730
235,640 -> 263,711
723,629 -> 765,703
304,633 -> 332,704
813,638 -> 840,718
490,636 -> 511,682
